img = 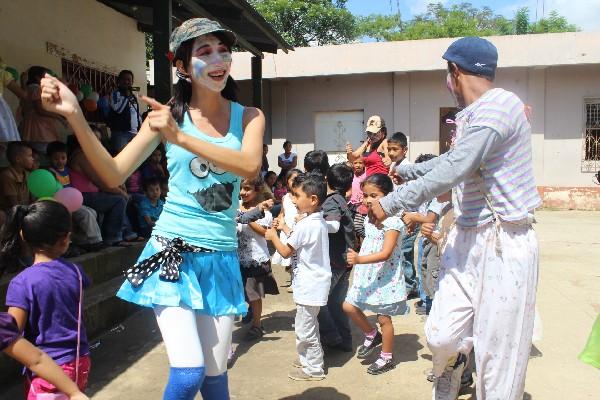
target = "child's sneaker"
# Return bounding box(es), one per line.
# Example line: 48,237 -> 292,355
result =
288,369 -> 325,381
367,356 -> 396,375
432,353 -> 468,400
291,359 -> 302,369
356,331 -> 382,359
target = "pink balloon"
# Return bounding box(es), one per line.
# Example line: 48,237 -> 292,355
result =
54,187 -> 83,212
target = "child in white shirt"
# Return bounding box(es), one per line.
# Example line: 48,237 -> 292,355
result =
266,173 -> 331,381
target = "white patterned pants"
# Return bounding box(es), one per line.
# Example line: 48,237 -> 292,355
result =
295,304 -> 325,376
425,222 -> 538,400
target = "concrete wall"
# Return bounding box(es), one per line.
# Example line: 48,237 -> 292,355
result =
241,64 -> 600,209
0,0 -> 147,111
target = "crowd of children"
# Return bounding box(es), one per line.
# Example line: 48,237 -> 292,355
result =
0,30 -> 544,400
0,132 -> 454,397
224,136 -> 453,383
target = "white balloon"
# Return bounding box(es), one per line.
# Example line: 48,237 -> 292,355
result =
76,91 -> 84,102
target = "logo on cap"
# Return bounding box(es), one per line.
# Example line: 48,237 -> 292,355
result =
365,115 -> 385,133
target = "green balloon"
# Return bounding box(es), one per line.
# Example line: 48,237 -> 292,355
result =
27,169 -> 60,198
80,84 -> 93,98
5,66 -> 18,81
38,197 -> 56,202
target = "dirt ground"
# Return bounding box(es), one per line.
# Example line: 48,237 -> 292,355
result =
3,210 -> 599,399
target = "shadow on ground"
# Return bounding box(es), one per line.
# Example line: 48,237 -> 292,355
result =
0,308 -> 161,400
229,308 -> 296,367
278,387 -> 351,399
86,309 -> 162,397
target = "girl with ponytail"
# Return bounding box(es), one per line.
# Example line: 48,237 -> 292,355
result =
1,200 -> 92,398
40,17 -> 265,399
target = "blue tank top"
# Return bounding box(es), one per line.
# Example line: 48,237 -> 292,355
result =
153,101 -> 244,250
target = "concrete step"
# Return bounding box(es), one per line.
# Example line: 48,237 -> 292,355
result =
0,245 -> 145,386
0,242 -> 145,310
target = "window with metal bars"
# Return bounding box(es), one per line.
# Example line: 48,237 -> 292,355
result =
61,59 -> 118,122
582,99 -> 600,173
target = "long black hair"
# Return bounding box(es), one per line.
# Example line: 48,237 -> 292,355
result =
0,201 -> 72,276
170,32 -> 238,124
27,66 -> 49,85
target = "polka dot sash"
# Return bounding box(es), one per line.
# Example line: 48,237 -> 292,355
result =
125,236 -> 214,287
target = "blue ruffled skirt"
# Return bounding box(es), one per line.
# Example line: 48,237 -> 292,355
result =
117,238 -> 247,316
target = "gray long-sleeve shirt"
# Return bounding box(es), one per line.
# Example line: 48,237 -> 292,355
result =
379,125 -> 501,219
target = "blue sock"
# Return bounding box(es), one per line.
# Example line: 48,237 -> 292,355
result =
200,372 -> 229,400
163,366 -> 205,400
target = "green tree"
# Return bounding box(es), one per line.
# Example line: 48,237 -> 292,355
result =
357,2 -> 576,42
249,0 -> 357,46
514,7 -> 529,34
530,10 -> 578,33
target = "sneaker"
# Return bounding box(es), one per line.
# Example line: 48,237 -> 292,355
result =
367,356 -> 396,375
432,353 -> 469,400
288,369 -> 325,381
356,331 -> 382,359
291,359 -> 303,369
244,325 -> 265,341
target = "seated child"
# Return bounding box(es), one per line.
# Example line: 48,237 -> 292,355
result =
0,142 -> 33,211
142,146 -> 167,181
266,173 -> 331,381
47,141 -> 104,251
136,178 -> 164,238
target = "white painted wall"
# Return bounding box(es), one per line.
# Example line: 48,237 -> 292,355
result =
0,0 -> 146,111
242,64 -> 600,188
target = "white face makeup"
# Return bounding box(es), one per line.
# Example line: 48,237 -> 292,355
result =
188,35 -> 232,92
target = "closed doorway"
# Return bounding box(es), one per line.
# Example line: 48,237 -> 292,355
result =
315,110 -> 364,164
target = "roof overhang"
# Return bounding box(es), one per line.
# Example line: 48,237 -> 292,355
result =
96,0 -> 293,57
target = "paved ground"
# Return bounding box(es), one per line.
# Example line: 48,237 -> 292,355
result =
3,210 -> 599,399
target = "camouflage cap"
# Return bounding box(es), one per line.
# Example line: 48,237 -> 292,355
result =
169,18 -> 237,54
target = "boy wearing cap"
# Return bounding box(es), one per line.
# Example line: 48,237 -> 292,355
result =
346,115 -> 391,176
369,37 -> 540,400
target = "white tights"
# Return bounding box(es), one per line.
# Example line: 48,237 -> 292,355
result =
154,305 -> 234,376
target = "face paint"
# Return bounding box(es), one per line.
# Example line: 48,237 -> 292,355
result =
189,35 -> 232,92
192,58 -> 208,80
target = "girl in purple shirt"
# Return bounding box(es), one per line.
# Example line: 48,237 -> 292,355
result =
0,200 -> 91,399
0,312 -> 88,399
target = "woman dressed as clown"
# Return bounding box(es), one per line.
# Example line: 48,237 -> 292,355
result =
40,18 -> 264,399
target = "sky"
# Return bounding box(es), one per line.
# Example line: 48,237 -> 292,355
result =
345,0 -> 600,31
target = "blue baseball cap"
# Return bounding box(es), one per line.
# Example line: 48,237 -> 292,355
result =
442,36 -> 498,79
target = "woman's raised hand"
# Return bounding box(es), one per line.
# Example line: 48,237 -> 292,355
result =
141,96 -> 180,143
40,74 -> 80,117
